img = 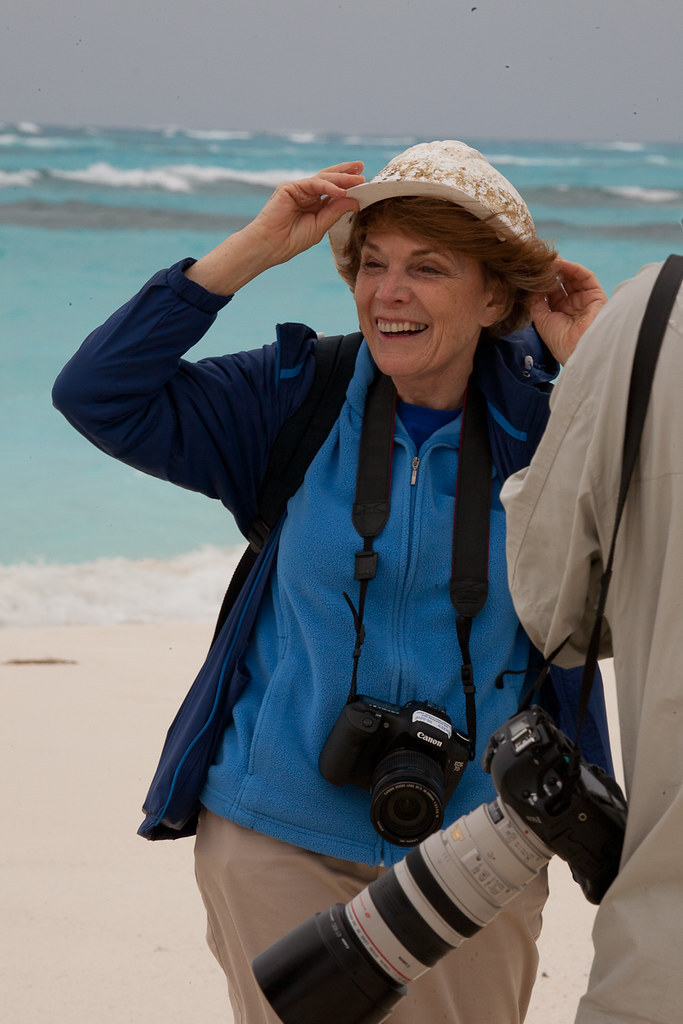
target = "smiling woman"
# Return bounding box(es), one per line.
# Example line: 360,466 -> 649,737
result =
327,146 -> 562,408
352,232 -> 504,408
52,139 -> 614,1024
335,193 -> 560,335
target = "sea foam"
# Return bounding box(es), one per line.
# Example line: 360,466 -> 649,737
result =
0,169 -> 40,186
605,185 -> 681,204
49,162 -> 314,193
0,546 -> 244,627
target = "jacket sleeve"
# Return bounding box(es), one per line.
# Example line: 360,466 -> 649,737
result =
52,260 -> 318,535
500,359 -> 610,668
485,326 -> 613,772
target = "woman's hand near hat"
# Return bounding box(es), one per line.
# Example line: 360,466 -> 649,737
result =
529,258 -> 608,365
250,162 -> 365,265
184,163 -> 365,296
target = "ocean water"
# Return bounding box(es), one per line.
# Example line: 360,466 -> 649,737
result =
2,123 -> 682,625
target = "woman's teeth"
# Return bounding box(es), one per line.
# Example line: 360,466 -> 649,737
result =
377,320 -> 427,334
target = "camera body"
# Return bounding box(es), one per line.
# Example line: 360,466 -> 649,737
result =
483,705 -> 627,904
319,695 -> 470,846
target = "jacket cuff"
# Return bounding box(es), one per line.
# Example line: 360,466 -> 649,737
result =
165,259 -> 234,315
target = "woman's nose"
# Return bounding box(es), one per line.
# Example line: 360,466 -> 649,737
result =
375,269 -> 410,304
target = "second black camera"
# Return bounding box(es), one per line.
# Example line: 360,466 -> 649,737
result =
319,696 -> 470,845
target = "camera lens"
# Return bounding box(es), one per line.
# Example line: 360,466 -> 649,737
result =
392,794 -> 425,823
253,799 -> 553,1024
370,750 -> 445,845
252,902 -> 406,1024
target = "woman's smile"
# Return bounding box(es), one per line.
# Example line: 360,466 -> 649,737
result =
376,319 -> 428,334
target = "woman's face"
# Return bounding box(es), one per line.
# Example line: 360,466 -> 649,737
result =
353,230 -> 504,409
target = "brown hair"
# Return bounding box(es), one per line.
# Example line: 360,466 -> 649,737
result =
337,197 -> 558,335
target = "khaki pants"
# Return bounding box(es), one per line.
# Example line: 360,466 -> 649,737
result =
194,809 -> 548,1024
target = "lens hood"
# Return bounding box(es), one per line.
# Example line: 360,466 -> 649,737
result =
252,902 -> 405,1024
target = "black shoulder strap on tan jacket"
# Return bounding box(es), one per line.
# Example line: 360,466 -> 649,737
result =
571,255 -> 683,749
520,255 -> 683,747
210,331 -> 363,646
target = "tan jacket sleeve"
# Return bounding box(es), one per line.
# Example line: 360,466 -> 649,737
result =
498,266 -> 666,668
500,360 -> 613,668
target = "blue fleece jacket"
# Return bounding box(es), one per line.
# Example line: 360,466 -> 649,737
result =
200,339 -> 534,865
52,260 -> 613,861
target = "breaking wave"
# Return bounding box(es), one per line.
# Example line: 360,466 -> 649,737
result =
49,161 -> 308,192
0,546 -> 244,627
2,164 -> 680,209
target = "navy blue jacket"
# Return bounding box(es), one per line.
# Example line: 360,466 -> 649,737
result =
52,261 -> 614,842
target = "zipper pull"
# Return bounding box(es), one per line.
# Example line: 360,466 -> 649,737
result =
410,456 -> 420,485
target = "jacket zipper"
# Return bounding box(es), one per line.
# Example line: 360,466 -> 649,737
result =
410,456 -> 420,485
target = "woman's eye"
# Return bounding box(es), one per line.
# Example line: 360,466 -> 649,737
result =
417,264 -> 441,275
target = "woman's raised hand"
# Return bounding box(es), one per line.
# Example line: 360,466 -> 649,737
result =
249,162 -> 365,265
185,163 -> 365,296
530,259 -> 608,365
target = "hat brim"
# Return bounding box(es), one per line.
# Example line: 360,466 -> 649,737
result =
328,178 -> 520,273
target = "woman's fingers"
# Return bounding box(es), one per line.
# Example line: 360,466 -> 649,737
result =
249,163 -> 364,259
531,259 -> 608,365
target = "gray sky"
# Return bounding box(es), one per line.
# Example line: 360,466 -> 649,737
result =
2,0 -> 681,142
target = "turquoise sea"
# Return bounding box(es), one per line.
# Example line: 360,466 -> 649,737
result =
2,123 -> 682,624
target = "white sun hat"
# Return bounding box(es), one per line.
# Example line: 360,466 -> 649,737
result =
328,140 -> 536,272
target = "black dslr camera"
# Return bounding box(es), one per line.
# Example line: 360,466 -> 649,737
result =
483,704 -> 627,904
319,696 -> 470,846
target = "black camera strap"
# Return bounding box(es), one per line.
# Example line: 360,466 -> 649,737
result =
451,375 -> 494,758
343,370 -> 396,700
344,368 -> 493,759
520,254 -> 683,766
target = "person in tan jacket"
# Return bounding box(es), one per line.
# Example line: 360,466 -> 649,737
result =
501,261 -> 683,1024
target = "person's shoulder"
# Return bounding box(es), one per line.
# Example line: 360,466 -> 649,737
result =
274,322 -> 319,378
580,262 -> 667,355
609,261 -> 664,310
476,326 -> 558,390
558,263 -> 668,395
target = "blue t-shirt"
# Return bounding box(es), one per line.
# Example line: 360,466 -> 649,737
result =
397,400 -> 460,450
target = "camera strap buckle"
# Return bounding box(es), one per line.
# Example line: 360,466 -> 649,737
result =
354,548 -> 379,581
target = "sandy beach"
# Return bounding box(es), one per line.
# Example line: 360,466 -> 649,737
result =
1,623 -> 621,1024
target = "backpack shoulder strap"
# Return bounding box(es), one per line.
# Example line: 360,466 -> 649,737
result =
210,331 -> 363,646
570,254 -> 683,740
249,331 -> 362,551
